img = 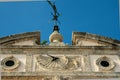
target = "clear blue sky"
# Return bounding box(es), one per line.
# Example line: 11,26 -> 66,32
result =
0,0 -> 119,44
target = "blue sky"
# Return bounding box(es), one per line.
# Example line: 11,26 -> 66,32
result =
0,0 -> 119,44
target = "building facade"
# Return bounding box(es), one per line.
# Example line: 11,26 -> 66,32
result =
0,26 -> 120,80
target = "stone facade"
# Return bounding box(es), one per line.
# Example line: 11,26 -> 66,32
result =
0,31 -> 120,80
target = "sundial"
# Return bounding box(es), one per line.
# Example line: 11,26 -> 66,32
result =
36,54 -> 68,70
36,54 -> 81,71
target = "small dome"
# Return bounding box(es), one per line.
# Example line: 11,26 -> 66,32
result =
49,31 -> 63,42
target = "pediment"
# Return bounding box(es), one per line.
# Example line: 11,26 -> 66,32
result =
72,32 -> 120,46
12,40 -> 38,46
76,40 -> 105,46
0,32 -> 40,46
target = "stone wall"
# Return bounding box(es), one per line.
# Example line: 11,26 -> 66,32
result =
0,46 -> 120,80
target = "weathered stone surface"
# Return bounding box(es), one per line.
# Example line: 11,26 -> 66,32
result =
0,31 -> 120,80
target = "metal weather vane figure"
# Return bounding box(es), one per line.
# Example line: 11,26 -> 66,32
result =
47,0 -> 60,25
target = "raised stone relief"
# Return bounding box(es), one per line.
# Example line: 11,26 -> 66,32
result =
36,54 -> 81,71
43,76 -> 72,80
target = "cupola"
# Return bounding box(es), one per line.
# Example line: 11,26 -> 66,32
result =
49,25 -> 63,43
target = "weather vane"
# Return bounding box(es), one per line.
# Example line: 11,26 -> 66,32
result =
47,0 -> 60,25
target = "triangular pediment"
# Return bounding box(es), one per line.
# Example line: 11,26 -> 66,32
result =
72,32 -> 120,46
0,32 -> 40,46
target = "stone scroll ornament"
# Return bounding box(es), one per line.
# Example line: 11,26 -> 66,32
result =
36,54 -> 81,71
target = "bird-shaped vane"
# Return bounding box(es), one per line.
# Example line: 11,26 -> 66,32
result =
47,0 -> 60,25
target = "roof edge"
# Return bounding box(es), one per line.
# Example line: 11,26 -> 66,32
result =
72,32 -> 120,46
0,31 -> 40,46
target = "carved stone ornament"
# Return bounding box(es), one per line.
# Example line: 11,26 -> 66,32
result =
1,56 -> 21,70
36,54 -> 81,71
96,56 -> 115,71
43,76 -> 72,80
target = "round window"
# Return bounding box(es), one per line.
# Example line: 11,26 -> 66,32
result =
1,56 -> 20,70
5,60 -> 15,67
96,56 -> 115,71
100,61 -> 109,67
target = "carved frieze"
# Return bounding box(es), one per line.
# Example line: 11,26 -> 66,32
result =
35,54 -> 82,71
42,76 -> 72,80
